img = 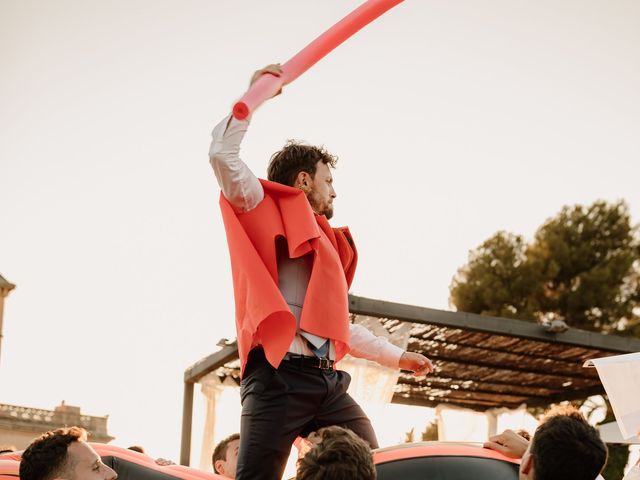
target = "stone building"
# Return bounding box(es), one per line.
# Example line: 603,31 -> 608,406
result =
0,401 -> 114,450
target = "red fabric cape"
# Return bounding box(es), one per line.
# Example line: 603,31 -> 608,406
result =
219,180 -> 357,376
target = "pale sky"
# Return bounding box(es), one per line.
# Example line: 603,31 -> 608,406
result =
1,0 -> 639,465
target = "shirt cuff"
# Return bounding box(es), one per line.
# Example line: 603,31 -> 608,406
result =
210,113 -> 250,150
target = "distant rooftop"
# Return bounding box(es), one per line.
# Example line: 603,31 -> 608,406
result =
0,402 -> 114,443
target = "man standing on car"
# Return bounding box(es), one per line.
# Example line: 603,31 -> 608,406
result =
210,64 -> 434,480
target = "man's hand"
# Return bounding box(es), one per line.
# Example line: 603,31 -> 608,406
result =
399,351 -> 434,376
483,429 -> 530,459
250,64 -> 283,94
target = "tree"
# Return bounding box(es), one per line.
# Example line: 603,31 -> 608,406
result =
403,427 -> 414,443
421,420 -> 438,441
600,398 -> 629,480
450,200 -> 640,478
528,201 -> 640,332
451,200 -> 640,332
450,231 -> 538,320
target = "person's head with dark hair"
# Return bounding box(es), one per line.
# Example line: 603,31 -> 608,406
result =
212,433 -> 240,478
296,426 -> 376,480
520,405 -> 607,480
127,445 -> 145,454
0,445 -> 16,454
19,426 -> 117,480
538,404 -> 588,425
267,140 -> 338,220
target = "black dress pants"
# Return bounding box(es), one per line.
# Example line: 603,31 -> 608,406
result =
235,348 -> 378,480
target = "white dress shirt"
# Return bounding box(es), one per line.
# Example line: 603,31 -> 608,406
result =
209,114 -> 404,369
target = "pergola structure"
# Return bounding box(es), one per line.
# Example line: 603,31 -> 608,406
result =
179,295 -> 640,465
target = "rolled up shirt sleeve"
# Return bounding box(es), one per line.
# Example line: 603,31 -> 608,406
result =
209,114 -> 264,212
347,323 -> 404,369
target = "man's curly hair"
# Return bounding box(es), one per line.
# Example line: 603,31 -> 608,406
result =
267,140 -> 337,187
20,426 -> 87,480
297,426 -> 376,480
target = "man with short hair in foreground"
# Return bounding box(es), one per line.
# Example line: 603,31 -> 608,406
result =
19,426 -> 118,480
212,433 -> 240,478
484,405 -> 607,480
296,426 -> 376,480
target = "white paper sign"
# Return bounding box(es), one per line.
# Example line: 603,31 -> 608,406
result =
584,352 -> 640,439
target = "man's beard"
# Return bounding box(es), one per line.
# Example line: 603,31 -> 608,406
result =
308,191 -> 333,220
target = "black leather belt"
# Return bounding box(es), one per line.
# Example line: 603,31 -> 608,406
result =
283,353 -> 335,370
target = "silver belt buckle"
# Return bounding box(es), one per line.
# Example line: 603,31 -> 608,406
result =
318,357 -> 331,370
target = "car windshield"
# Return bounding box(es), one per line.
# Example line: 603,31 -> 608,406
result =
376,455 -> 519,480
102,457 -> 182,480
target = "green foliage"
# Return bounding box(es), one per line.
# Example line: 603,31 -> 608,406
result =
404,427 -> 414,443
601,399 -> 630,480
603,444 -> 629,480
450,200 -> 640,333
450,231 -> 537,320
421,420 -> 438,441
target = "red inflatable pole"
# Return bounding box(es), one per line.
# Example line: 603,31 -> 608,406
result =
232,0 -> 404,120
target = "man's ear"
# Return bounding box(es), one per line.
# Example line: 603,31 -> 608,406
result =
295,171 -> 311,189
214,460 -> 226,475
521,452 -> 534,476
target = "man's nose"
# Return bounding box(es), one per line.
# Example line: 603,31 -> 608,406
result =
107,465 -> 118,480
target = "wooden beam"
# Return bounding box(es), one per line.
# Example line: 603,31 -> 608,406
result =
398,377 -> 556,400
425,353 -> 596,382
398,371 -> 564,394
405,334 -> 605,369
180,382 -> 194,466
184,342 -> 238,383
526,384 -> 606,407
391,393 -> 505,411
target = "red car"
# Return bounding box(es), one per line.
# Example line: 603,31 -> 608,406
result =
2,441 -> 519,480
374,442 -> 520,480
0,444 -> 225,480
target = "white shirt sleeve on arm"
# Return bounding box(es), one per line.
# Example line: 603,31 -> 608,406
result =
209,114 -> 264,213
348,323 -> 404,369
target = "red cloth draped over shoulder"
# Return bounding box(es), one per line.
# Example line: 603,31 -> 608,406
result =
219,179 -> 358,376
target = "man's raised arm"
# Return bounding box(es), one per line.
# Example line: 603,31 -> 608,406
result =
208,65 -> 283,213
209,114 -> 263,213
